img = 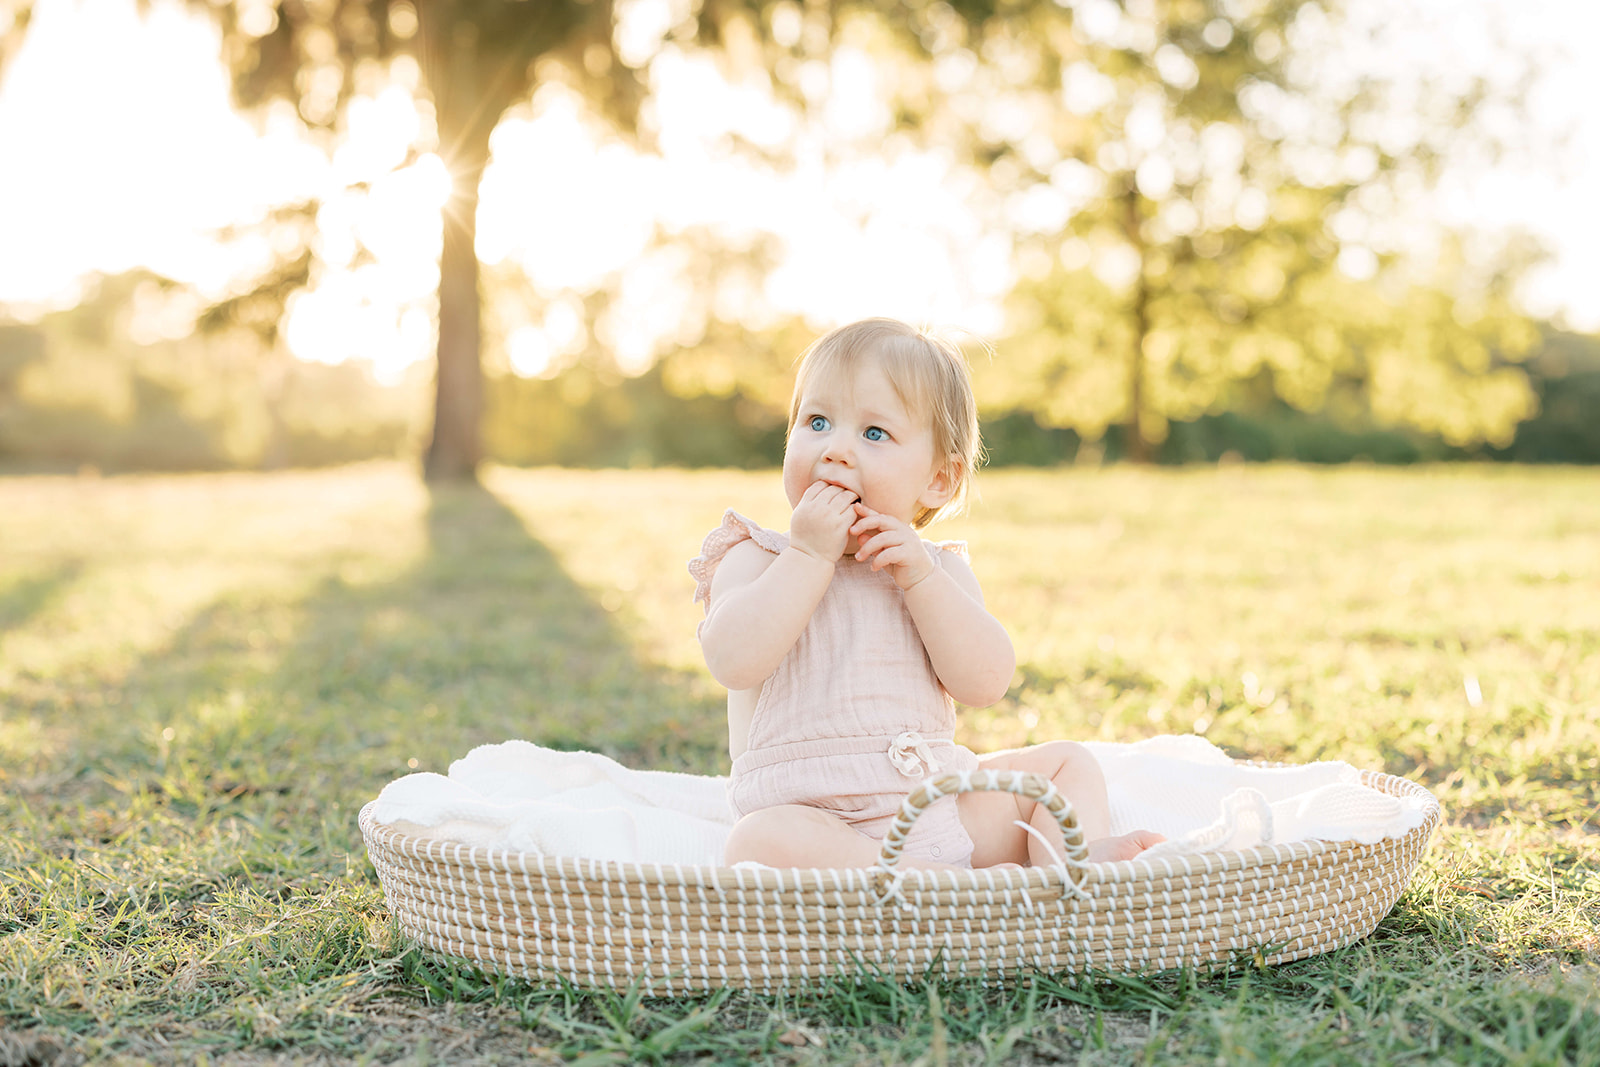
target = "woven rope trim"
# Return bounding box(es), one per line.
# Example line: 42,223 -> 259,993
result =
361,766 -> 1441,991
873,769 -> 1089,902
364,769 -> 1436,889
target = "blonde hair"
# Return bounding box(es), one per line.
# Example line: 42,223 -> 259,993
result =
788,318 -> 983,528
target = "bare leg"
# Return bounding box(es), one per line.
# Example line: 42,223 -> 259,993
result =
723,804 -> 977,871
962,742 -> 1164,867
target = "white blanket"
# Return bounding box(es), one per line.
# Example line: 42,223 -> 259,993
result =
1083,735 -> 1431,860
370,735 -> 1431,866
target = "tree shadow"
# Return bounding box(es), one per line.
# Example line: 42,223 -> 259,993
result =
0,471 -> 738,1055
272,478 -> 728,788
48,476 -> 725,848
0,560 -> 82,642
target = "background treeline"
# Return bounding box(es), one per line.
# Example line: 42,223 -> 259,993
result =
2,0 -> 1584,478
2,269 -> 1596,473
0,275 -> 418,472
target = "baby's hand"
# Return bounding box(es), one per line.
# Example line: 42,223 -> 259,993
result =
850,505 -> 936,590
789,481 -> 859,563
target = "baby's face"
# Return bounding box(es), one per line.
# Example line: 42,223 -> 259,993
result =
783,359 -> 949,526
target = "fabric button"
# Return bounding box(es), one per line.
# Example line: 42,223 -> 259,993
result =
931,846 -> 942,858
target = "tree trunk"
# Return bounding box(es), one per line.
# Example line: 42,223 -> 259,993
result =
1123,183 -> 1151,464
259,347 -> 291,471
422,13 -> 497,483
425,144 -> 488,482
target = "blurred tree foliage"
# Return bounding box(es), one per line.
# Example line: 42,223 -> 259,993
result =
0,1 -> 1565,469
859,0 -> 1544,458
1000,253 -> 1540,456
75,0 -> 1057,482
168,0 -> 645,482
2,270 -> 1595,470
0,273 -> 423,471
1488,330 -> 1600,464
485,360 -> 785,469
486,321 -> 1595,468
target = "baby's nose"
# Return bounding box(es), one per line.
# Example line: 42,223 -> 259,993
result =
822,440 -> 854,463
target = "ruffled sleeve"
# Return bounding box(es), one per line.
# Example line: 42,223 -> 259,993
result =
927,538 -> 970,564
688,510 -> 788,604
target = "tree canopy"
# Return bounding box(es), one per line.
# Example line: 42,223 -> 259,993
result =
862,0 -> 1543,456
0,0 -> 1554,469
167,0 -> 1048,480
175,0 -> 643,480
527,0 -> 1547,458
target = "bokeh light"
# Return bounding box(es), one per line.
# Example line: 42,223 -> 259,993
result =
0,0 -> 1595,388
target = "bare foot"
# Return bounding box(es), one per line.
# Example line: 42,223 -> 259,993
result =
1086,830 -> 1165,863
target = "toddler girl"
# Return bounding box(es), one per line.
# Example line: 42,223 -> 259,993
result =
689,318 -> 1161,870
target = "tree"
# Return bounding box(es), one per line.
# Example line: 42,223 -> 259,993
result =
170,1 -> 648,481
3,0 -> 1057,481
9,1 -> 1535,469
875,0 -> 1541,458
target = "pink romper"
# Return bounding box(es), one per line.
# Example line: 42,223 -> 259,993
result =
690,510 -> 982,866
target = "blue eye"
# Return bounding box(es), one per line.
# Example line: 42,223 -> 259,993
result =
864,426 -> 887,442
809,415 -> 830,432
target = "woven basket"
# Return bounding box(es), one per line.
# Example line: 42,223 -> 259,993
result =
361,766 -> 1439,993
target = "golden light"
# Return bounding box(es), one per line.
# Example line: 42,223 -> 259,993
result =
0,0 -> 1596,388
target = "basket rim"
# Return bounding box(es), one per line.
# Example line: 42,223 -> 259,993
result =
360,765 -> 1441,894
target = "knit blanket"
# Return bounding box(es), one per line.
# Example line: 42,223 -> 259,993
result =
369,735 -> 1431,867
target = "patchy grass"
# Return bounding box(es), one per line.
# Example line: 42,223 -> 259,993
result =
1,462 -> 1596,1065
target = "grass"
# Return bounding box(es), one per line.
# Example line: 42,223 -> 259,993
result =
0,461 -> 1596,1065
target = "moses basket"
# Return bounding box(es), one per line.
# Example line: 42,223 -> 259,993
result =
360,767 -> 1439,993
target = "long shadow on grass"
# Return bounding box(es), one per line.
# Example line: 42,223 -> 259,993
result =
0,477 -> 729,1051
17,476 -> 1585,1062
282,479 -> 728,785
85,478 -> 725,846
0,559 -> 81,641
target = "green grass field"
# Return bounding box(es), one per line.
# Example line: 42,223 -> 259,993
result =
1,462 -> 1596,1065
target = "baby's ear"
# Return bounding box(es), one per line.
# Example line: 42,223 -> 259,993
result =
919,454 -> 963,508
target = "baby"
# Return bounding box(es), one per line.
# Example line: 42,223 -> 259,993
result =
689,318 -> 1162,870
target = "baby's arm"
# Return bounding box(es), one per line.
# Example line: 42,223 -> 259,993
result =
851,506 -> 1014,705
904,551 -> 1016,706
698,541 -> 830,689
699,483 -> 857,690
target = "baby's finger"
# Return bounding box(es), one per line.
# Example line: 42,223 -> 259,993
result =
849,512 -> 890,537
853,531 -> 904,561
873,547 -> 927,578
825,481 -> 857,499
868,546 -> 909,572
800,480 -> 830,504
811,484 -> 843,509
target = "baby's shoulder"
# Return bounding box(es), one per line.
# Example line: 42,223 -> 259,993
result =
688,509 -> 788,604
925,537 -> 970,563
927,538 -> 984,598
706,538 -> 778,597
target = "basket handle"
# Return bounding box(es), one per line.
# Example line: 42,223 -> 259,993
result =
874,768 -> 1088,878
